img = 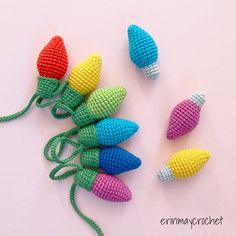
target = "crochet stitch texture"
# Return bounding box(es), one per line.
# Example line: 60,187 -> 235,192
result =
81,146 -> 141,175
72,86 -> 126,127
158,149 -> 210,182
75,167 -> 131,201
92,173 -> 132,201
128,24 -> 159,79
0,36 -> 68,122
77,118 -> 139,147
167,92 -> 206,139
68,54 -> 102,95
37,36 -> 68,79
51,54 -> 102,118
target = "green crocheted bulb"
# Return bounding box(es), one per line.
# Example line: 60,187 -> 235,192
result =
81,148 -> 100,169
72,86 -> 126,127
36,76 -> 60,98
74,168 -> 98,191
87,86 -> 126,118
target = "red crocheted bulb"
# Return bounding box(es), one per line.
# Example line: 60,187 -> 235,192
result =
37,36 -> 68,79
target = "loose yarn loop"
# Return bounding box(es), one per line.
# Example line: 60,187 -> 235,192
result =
51,102 -> 76,119
50,163 -> 104,236
44,127 -> 80,162
51,136 -> 85,163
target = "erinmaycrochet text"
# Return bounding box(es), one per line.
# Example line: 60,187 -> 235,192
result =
160,216 -> 223,229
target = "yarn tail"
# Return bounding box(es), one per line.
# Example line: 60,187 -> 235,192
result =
70,183 -> 104,236
0,93 -> 38,122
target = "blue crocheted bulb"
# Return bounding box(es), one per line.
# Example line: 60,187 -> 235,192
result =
128,24 -> 159,80
96,118 -> 139,146
99,146 -> 142,175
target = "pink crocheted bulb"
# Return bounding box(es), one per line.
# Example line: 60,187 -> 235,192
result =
167,99 -> 201,139
91,173 -> 132,202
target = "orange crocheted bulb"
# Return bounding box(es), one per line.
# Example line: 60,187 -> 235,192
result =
37,36 -> 68,79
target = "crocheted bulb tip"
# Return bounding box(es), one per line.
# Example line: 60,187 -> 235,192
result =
128,24 -> 158,69
189,92 -> 206,107
37,36 -> 68,79
141,62 -> 159,80
92,173 -> 132,202
167,149 -> 210,179
166,99 -> 201,140
99,146 -> 142,175
157,165 -> 175,182
96,118 -> 139,146
68,54 -> 102,95
87,86 -> 127,119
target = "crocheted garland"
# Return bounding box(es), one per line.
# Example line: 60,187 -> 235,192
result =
0,32 -> 212,236
44,96 -> 141,235
157,149 -> 210,182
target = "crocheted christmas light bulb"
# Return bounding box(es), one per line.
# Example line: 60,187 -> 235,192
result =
37,36 -> 68,79
0,36 -> 68,122
72,86 -> 127,127
49,162 -> 132,236
81,146 -> 141,175
78,118 -> 139,147
167,92 -> 206,140
51,54 -> 102,119
158,149 -> 210,182
36,35 -> 68,98
74,168 -> 132,202
128,24 -> 159,80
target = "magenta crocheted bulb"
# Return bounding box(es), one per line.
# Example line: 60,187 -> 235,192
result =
167,100 -> 201,139
91,174 -> 132,202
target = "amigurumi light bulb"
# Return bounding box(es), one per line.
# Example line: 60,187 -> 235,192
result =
72,86 -> 127,127
49,163 -> 132,236
73,168 -> 132,202
158,149 -> 210,182
51,54 -> 102,119
44,118 -> 139,163
0,36 -> 68,122
78,118 -> 139,147
37,35 -> 68,82
167,92 -> 206,140
128,24 -> 159,80
81,146 -> 141,175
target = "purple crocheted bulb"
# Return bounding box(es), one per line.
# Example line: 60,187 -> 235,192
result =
91,173 -> 132,202
167,99 -> 201,139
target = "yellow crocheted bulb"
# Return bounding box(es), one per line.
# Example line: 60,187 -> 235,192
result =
167,149 -> 210,179
68,54 -> 102,95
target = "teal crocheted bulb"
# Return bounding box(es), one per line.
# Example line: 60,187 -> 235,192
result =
128,24 -> 158,69
97,118 -> 139,146
78,118 -> 139,147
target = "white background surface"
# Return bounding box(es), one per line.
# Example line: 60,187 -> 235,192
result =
0,0 -> 235,235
